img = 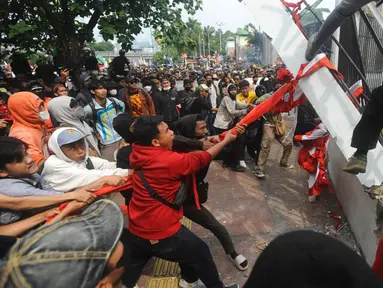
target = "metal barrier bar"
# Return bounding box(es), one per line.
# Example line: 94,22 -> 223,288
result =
301,0 -> 371,97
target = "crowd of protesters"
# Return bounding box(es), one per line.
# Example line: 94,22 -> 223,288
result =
0,48 -> 382,288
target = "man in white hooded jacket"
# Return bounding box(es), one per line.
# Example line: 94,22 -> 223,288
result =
42,127 -> 129,192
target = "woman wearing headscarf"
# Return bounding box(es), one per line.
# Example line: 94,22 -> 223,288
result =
244,230 -> 383,288
48,96 -> 101,157
214,84 -> 250,172
8,92 -> 50,167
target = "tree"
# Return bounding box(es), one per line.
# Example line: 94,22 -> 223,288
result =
186,18 -> 203,57
152,47 -> 178,65
1,0 -> 202,80
204,26 -> 215,56
245,24 -> 263,51
154,17 -> 200,57
86,41 -> 115,51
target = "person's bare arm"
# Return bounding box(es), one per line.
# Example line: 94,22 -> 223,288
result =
205,131 -> 236,159
0,190 -> 96,211
0,208 -> 60,237
82,176 -> 127,191
206,124 -> 247,159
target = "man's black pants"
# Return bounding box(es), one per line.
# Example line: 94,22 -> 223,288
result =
352,85 -> 383,152
184,204 -> 235,255
215,127 -> 246,167
121,226 -> 223,288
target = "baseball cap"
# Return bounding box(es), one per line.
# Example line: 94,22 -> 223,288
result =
125,76 -> 137,83
197,84 -> 209,92
57,128 -> 84,147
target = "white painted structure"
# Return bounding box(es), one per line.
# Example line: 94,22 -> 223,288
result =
242,0 -> 383,263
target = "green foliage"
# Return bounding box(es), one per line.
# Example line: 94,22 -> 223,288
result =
155,18 -> 238,57
86,41 -> 115,51
245,23 -> 263,51
0,0 -> 202,67
152,47 -> 179,65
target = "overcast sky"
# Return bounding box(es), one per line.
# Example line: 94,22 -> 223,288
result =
132,0 -> 336,44
188,0 -> 335,31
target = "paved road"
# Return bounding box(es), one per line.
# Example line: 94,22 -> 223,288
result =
126,116 -> 359,287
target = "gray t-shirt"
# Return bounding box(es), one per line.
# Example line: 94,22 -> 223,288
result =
0,174 -> 62,225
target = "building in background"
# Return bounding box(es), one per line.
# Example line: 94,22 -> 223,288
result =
226,36 -> 236,58
262,33 -> 278,66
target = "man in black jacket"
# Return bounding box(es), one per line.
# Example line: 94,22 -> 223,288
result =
178,79 -> 194,104
153,79 -> 180,127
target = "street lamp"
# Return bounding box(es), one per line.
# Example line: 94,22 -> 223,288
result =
216,22 -> 225,54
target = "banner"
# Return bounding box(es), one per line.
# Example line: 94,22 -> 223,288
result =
220,53 -> 338,139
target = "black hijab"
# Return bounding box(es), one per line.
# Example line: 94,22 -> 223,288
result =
244,230 -> 382,288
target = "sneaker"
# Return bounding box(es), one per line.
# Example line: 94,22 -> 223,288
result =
305,32 -> 319,61
308,195 -> 317,203
253,168 -> 265,179
231,165 -> 246,172
239,160 -> 247,168
225,285 -> 239,288
280,163 -> 294,169
179,278 -> 199,288
364,185 -> 383,204
343,154 -> 367,174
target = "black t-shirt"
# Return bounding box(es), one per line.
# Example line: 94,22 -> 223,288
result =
0,235 -> 17,259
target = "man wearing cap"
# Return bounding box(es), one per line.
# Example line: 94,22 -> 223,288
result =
122,76 -> 156,118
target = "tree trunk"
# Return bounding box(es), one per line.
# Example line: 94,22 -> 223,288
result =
62,35 -> 83,90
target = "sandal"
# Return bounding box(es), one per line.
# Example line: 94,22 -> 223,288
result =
228,254 -> 249,271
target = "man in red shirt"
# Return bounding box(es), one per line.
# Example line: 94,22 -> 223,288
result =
123,116 -> 239,288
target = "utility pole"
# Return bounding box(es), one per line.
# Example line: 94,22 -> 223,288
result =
199,33 -> 202,57
216,22 -> 224,54
202,35 -> 205,56
207,32 -> 211,57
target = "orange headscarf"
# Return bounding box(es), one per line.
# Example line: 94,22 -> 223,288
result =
8,92 -> 44,130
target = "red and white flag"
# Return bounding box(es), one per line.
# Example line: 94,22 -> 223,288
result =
349,80 -> 363,99
294,123 -> 330,197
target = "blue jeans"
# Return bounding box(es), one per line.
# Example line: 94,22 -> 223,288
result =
1,199 -> 124,288
121,226 -> 224,288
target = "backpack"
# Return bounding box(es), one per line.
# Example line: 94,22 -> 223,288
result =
88,97 -> 121,129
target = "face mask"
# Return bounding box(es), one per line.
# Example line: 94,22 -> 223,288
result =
39,110 -> 50,121
206,80 -> 213,85
74,106 -> 85,119
163,86 -> 171,91
109,89 -> 117,96
144,86 -> 152,92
